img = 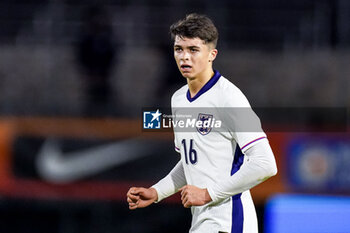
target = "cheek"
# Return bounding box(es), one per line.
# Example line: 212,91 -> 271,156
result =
174,55 -> 180,64
197,55 -> 208,66
196,53 -> 209,62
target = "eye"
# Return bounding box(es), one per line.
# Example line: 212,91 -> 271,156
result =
190,48 -> 199,53
175,47 -> 182,52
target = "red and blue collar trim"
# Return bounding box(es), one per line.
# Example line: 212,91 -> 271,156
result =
186,70 -> 221,103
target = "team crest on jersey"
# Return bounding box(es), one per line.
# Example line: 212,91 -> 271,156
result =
197,113 -> 213,135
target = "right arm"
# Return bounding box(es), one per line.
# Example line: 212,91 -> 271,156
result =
127,95 -> 187,209
127,160 -> 186,209
152,160 -> 186,202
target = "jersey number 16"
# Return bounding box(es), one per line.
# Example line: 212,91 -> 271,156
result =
181,139 -> 197,165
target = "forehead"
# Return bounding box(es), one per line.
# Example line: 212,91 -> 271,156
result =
174,36 -> 206,47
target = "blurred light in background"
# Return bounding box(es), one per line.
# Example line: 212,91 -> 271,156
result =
287,135 -> 350,192
265,194 -> 350,233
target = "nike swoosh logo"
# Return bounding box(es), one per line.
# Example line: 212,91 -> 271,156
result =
35,138 -> 165,183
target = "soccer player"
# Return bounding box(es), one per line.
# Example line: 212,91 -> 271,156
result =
127,13 -> 277,233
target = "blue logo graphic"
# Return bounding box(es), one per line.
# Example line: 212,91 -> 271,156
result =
196,113 -> 213,135
143,109 -> 162,129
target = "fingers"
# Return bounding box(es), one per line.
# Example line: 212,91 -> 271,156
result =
180,185 -> 191,208
127,187 -> 141,210
127,188 -> 139,202
179,185 -> 188,196
127,187 -> 157,210
127,187 -> 144,198
127,197 -> 139,210
127,196 -> 139,205
128,187 -> 141,195
128,193 -> 139,202
128,198 -> 139,210
179,185 -> 208,208
181,195 -> 190,208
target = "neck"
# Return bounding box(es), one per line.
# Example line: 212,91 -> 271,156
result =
187,69 -> 215,98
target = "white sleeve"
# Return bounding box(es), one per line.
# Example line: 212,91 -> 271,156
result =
221,86 -> 266,152
174,138 -> 181,153
207,138 -> 277,203
151,161 -> 187,202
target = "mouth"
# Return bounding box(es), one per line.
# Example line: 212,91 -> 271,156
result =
180,64 -> 192,72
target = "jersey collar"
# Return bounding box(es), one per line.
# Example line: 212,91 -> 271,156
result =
186,70 -> 221,103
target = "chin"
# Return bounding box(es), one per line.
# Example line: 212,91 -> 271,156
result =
181,72 -> 194,79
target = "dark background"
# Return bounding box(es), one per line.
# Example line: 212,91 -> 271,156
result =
0,0 -> 349,232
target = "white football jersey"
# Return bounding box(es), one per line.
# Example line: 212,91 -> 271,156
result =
171,70 -> 266,233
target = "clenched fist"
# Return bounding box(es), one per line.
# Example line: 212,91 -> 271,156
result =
179,185 -> 212,208
127,187 -> 158,210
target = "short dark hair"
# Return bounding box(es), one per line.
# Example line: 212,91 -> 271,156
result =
170,13 -> 219,47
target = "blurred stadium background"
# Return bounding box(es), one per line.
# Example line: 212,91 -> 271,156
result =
0,0 -> 350,232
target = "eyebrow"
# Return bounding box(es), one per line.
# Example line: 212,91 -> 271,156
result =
174,45 -> 201,49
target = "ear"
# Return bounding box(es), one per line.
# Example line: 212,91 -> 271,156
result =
209,49 -> 218,62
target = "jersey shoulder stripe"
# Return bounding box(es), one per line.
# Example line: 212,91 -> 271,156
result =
241,137 -> 266,151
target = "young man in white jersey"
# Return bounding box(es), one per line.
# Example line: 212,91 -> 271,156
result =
127,13 -> 277,233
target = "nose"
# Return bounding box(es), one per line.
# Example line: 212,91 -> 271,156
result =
180,51 -> 190,61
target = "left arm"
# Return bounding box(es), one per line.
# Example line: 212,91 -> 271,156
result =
207,138 -> 277,203
180,139 -> 277,207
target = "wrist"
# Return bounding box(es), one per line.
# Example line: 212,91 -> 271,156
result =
204,188 -> 212,204
206,187 -> 217,204
149,187 -> 159,202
